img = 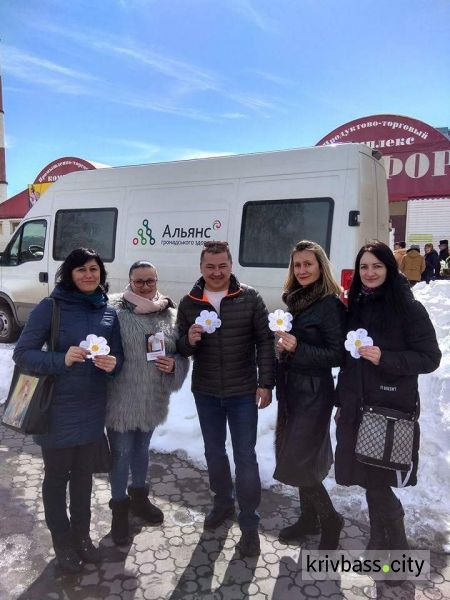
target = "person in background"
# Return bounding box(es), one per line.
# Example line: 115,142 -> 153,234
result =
176,241 -> 275,557
273,240 -> 346,550
13,248 -> 123,574
422,243 -> 440,283
400,245 -> 425,286
438,240 -> 449,278
438,239 -> 449,263
106,260 -> 189,545
393,241 -> 406,268
335,242 -> 440,564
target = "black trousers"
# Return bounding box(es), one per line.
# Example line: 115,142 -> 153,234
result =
41,441 -> 97,537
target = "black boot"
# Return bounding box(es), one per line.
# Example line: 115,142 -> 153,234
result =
72,532 -> 101,563
279,490 -> 320,542
109,497 -> 131,545
366,488 -> 408,551
52,531 -> 83,574
237,529 -> 261,557
204,506 -> 235,530
385,515 -> 409,551
366,507 -> 389,551
301,484 -> 344,550
128,485 -> 164,525
384,514 -> 409,587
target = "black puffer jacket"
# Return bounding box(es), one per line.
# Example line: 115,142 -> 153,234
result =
335,286 -> 441,488
176,275 -> 275,396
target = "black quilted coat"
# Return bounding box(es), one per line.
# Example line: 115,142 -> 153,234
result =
273,294 -> 346,487
335,286 -> 441,488
176,275 -> 275,396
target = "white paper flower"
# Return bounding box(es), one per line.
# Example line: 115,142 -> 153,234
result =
344,328 -> 373,359
79,334 -> 110,358
195,310 -> 221,334
268,309 -> 293,332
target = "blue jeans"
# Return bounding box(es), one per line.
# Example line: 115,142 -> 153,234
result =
108,429 -> 154,501
194,392 -> 261,531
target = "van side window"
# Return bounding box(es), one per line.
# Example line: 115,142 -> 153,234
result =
239,198 -> 334,267
53,208 -> 118,262
2,220 -> 47,266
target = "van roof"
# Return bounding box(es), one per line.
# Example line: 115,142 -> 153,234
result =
42,143 -> 376,191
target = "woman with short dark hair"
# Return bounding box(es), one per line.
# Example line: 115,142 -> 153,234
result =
335,241 -> 440,557
13,248 -> 124,574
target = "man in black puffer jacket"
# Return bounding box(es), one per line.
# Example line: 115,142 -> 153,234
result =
176,241 -> 275,557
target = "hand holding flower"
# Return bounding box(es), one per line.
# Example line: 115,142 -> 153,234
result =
275,331 -> 297,353
344,328 -> 373,359
358,345 -> 381,365
65,346 -> 90,367
93,354 -> 117,373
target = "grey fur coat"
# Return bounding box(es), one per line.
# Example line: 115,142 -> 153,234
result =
106,294 -> 189,432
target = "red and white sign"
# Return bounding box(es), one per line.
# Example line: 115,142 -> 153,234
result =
317,115 -> 450,201
34,157 -> 96,184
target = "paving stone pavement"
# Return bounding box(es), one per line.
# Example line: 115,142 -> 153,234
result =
0,423 -> 449,600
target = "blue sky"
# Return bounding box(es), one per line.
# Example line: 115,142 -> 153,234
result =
1,0 -> 449,197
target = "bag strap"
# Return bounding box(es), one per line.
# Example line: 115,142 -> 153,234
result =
48,298 -> 60,352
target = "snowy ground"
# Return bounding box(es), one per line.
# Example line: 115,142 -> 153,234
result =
1,281 -> 449,550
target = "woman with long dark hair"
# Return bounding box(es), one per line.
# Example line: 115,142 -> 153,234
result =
274,240 -> 346,550
335,241 -> 440,555
13,248 -> 123,574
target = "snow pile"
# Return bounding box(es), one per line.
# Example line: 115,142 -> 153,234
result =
1,282 -> 448,549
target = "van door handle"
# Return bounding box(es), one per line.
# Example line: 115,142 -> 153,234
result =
39,272 -> 48,283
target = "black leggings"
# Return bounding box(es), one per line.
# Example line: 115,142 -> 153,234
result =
41,441 -> 97,537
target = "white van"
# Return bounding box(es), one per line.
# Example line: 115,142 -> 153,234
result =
0,143 -> 388,342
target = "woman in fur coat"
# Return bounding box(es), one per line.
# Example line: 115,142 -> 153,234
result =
106,260 -> 189,545
273,240 -> 346,550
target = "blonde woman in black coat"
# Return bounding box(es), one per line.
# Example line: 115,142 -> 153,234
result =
335,241 -> 441,555
274,240 -> 346,550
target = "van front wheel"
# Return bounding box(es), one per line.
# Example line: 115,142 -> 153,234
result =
0,304 -> 20,343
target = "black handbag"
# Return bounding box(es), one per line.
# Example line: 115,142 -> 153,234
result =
92,431 -> 113,474
355,404 -> 418,472
2,299 -> 60,434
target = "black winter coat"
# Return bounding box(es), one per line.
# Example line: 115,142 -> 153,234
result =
273,294 -> 346,487
13,286 -> 124,448
422,249 -> 440,282
176,275 -> 275,396
335,286 -> 441,488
